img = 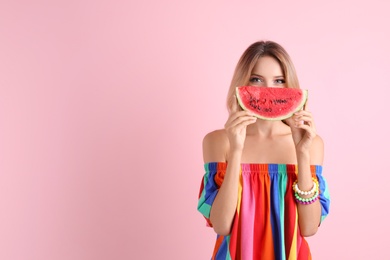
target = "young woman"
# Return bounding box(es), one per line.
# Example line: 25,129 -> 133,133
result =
197,41 -> 330,259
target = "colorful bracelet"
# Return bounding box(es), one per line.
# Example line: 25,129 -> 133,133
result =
293,178 -> 319,196
295,195 -> 319,205
294,190 -> 319,205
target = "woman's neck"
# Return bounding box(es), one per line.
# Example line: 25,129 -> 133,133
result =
246,119 -> 290,138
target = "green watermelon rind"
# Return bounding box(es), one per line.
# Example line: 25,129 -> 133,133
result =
235,87 -> 308,121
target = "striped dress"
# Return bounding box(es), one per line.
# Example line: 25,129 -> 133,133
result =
197,162 -> 330,260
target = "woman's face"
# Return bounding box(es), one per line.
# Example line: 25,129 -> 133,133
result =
248,56 -> 286,88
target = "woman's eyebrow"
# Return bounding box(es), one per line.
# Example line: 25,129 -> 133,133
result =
251,73 -> 284,78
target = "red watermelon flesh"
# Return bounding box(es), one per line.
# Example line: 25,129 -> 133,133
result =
236,86 -> 308,120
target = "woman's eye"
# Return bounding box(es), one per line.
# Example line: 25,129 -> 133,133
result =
275,79 -> 285,84
249,77 -> 262,83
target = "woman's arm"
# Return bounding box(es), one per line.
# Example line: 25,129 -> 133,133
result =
203,109 -> 256,236
287,106 -> 324,237
296,136 -> 324,237
204,133 -> 242,236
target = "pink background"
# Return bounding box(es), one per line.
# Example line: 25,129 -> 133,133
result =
1,0 -> 389,259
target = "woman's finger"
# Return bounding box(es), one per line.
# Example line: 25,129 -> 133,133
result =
226,110 -> 255,125
295,118 -> 316,129
295,119 -> 316,132
293,110 -> 312,117
226,116 -> 257,129
296,124 -> 316,138
230,122 -> 257,138
294,115 -> 313,124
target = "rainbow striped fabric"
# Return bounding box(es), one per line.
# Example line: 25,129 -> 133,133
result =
197,162 -> 330,260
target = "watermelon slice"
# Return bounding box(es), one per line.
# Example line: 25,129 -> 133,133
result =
236,86 -> 308,120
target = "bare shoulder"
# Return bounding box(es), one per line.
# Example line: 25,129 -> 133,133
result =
310,134 -> 325,165
202,129 -> 229,163
312,134 -> 324,150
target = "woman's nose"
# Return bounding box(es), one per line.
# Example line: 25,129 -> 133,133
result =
264,81 -> 273,88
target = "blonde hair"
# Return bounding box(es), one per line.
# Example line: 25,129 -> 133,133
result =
226,41 -> 300,112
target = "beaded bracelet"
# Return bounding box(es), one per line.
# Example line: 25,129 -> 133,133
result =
294,190 -> 319,205
293,178 -> 319,196
295,194 -> 319,205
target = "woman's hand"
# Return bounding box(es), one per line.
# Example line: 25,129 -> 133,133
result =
224,99 -> 257,152
284,102 -> 317,153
